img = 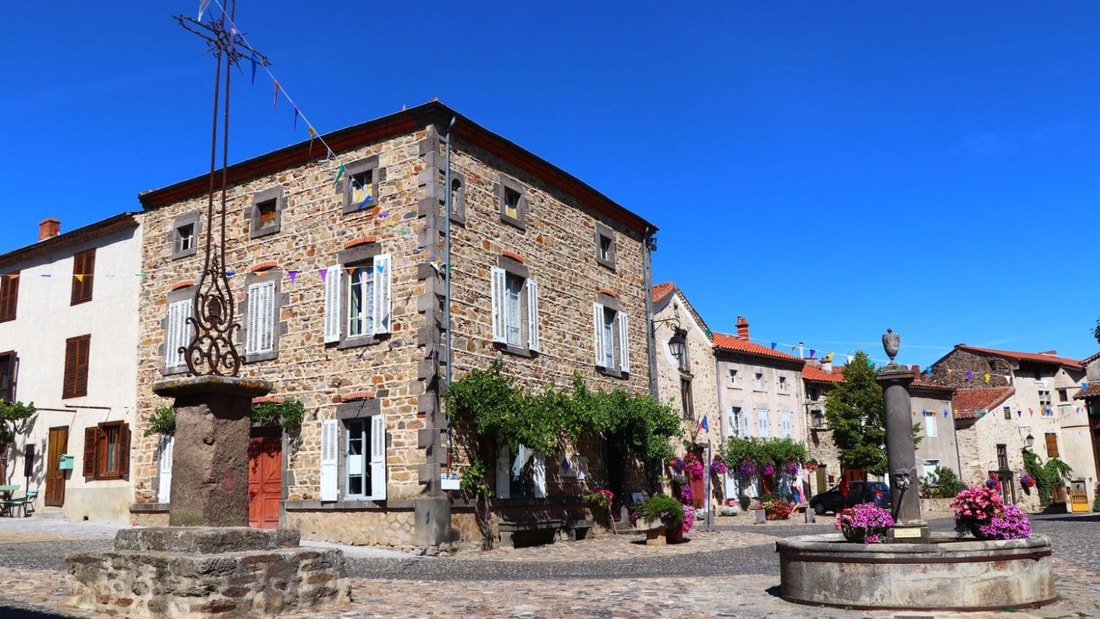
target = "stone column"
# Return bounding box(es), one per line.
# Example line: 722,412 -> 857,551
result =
876,329 -> 929,542
153,376 -> 271,527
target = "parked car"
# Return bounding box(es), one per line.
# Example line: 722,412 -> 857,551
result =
809,481 -> 891,515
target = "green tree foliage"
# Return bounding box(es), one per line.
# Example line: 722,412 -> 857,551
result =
824,351 -> 887,476
719,437 -> 808,470
1023,448 -> 1073,507
0,400 -> 36,447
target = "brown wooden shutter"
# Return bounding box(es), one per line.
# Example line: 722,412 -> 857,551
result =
71,249 -> 95,305
118,423 -> 131,478
63,337 -> 78,399
62,335 -> 90,399
83,426 -> 98,477
0,271 -> 18,322
1045,433 -> 1060,458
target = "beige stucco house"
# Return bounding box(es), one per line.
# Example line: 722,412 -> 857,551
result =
130,101 -> 658,546
908,366 -> 959,482
0,214 -> 143,524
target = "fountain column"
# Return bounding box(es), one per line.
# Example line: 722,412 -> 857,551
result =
877,328 -> 930,542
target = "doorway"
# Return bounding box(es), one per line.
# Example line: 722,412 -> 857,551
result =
248,429 -> 282,529
45,426 -> 68,506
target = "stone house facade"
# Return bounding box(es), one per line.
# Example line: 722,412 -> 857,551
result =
802,359 -> 842,496
1072,352 -> 1100,488
0,214 -> 143,524
713,317 -> 806,502
130,101 -> 657,547
650,283 -> 719,507
930,344 -> 1093,509
907,367 -> 959,482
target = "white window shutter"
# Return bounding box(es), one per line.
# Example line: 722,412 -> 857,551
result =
618,311 -> 630,373
742,408 -> 751,437
323,265 -> 342,344
246,281 -> 276,355
592,303 -> 605,367
495,443 -> 511,499
369,414 -> 387,500
526,279 -> 539,352
320,419 -> 338,501
165,298 -> 192,370
372,254 -> 392,335
157,434 -> 174,503
490,267 -> 507,343
531,452 -> 546,498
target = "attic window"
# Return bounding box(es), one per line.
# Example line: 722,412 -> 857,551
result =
595,222 -> 616,270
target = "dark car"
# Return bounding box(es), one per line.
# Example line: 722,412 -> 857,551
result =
809,481 -> 891,515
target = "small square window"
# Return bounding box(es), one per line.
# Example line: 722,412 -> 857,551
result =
170,212 -> 201,260
249,186 -> 284,239
341,156 -> 382,215
498,175 -> 527,229
595,223 -> 616,270
258,200 -> 277,226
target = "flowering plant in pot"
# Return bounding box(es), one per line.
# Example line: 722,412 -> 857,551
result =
762,498 -> 794,520
950,485 -> 1031,540
709,454 -> 728,476
630,494 -> 684,530
1019,473 -> 1034,488
835,503 -> 894,543
584,487 -> 614,510
737,459 -> 757,476
684,453 -> 705,480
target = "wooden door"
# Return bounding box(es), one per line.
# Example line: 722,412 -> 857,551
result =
248,433 -> 282,529
45,426 -> 68,506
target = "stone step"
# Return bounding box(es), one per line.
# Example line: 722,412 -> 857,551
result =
34,507 -> 66,520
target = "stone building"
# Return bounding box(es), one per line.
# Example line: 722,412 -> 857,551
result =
1072,351 -> 1100,489
0,214 -> 143,523
930,344 -> 1093,509
650,283 -> 719,508
713,317 -> 806,502
130,101 -> 657,547
802,358 -> 842,496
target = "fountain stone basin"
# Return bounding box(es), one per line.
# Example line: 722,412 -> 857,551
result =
776,533 -> 1056,611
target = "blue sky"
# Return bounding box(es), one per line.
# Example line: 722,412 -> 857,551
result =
3,1 -> 1098,368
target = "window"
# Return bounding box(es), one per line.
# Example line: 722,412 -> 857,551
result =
1057,389 -> 1068,402
70,248 -> 95,305
780,411 -> 793,438
163,286 -> 194,374
756,408 -> 770,438
672,330 -> 690,373
83,421 -> 130,480
0,272 -> 18,322
778,376 -> 788,393
249,186 -> 285,239
753,372 -> 764,389
498,175 -> 528,229
170,212 -> 201,260
727,406 -> 743,437
441,170 -> 467,225
593,299 -> 629,375
0,351 -> 15,403
63,335 -> 90,399
925,411 -> 938,437
324,244 -> 392,348
496,443 -> 546,499
1044,433 -> 1059,458
594,223 -> 616,270
1038,389 -> 1052,407
342,156 -> 381,214
996,444 -> 1008,470
680,378 -> 694,421
491,261 -> 539,354
921,459 -> 939,481
320,403 -> 387,501
728,368 -> 738,387
1003,406 -> 1012,421
243,269 -> 282,362
808,387 -> 820,402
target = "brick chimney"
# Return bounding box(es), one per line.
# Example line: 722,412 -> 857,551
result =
821,359 -> 832,373
39,218 -> 60,241
736,316 -> 750,341
911,365 -> 921,378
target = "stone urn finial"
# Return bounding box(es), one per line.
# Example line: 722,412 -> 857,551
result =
882,328 -> 900,363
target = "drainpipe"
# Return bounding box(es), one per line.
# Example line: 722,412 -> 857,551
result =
643,228 -> 657,399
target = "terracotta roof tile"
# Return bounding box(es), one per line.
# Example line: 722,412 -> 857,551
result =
712,332 -> 803,363
952,387 -> 1014,419
1074,383 -> 1100,400
953,345 -> 1083,370
802,365 -> 843,383
651,282 -> 676,305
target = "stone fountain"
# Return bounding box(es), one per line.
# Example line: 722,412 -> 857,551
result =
775,330 -> 1055,611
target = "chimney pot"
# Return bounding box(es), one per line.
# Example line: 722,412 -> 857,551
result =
39,218 -> 60,241
736,316 -> 750,341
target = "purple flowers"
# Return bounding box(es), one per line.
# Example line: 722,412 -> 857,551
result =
762,463 -> 776,477
976,504 -> 1032,540
709,454 -> 728,476
953,485 -> 1031,540
738,459 -> 757,476
835,503 -> 894,544
679,483 -> 694,504
784,459 -> 800,476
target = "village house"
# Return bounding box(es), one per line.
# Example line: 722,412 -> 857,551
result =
713,317 -> 806,503
907,366 -> 959,483
1072,352 -> 1100,492
129,101 -> 658,547
650,283 -> 719,509
801,357 -> 842,496
928,344 -> 1093,511
0,215 -> 143,524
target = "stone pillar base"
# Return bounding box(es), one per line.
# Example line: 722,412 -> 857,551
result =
66,528 -> 349,617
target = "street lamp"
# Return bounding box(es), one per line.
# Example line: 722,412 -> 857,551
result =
668,331 -> 687,364
1025,433 -> 1035,449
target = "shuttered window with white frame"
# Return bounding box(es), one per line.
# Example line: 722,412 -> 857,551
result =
319,419 -> 339,501
157,434 -> 174,503
165,298 -> 192,372
489,266 -> 539,352
245,279 -> 276,356
323,254 -> 392,345
592,303 -> 629,373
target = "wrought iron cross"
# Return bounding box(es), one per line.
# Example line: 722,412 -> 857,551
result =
175,1 -> 269,377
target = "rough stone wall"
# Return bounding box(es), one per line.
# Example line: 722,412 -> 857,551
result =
653,291 -> 719,446
926,349 -> 1014,390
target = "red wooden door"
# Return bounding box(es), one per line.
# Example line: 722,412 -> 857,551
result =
248,434 -> 282,529
45,427 -> 68,506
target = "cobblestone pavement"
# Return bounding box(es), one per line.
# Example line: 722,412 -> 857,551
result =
0,511 -> 1096,618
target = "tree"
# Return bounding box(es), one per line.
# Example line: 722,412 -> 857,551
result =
0,400 -> 36,450
824,351 -> 887,477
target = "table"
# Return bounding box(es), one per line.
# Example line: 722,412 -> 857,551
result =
0,485 -> 20,517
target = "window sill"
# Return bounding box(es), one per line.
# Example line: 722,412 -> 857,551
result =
495,343 -> 535,358
284,498 -> 416,511
596,366 -> 628,379
163,366 -> 189,377
245,351 -> 278,364
335,334 -> 386,350
249,225 -> 280,240
596,257 -> 616,271
500,213 -> 526,230
170,249 -> 198,261
344,199 -> 380,216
